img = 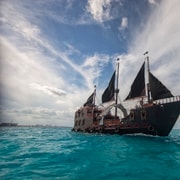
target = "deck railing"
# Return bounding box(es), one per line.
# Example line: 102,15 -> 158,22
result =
153,95 -> 180,105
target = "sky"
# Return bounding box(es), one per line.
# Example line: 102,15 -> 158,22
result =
0,0 -> 180,127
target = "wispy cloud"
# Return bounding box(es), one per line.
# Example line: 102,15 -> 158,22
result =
30,83 -> 66,97
86,0 -> 112,23
148,0 -> 157,5
118,17 -> 128,31
82,53 -> 113,87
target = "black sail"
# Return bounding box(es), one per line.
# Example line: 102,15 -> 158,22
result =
84,92 -> 94,106
125,62 -> 145,100
149,72 -> 173,100
102,71 -> 115,103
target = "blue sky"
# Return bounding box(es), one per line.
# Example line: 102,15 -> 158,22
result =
0,0 -> 180,127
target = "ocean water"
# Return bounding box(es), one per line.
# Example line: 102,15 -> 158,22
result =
0,127 -> 179,180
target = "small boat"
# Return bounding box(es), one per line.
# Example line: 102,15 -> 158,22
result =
72,53 -> 180,136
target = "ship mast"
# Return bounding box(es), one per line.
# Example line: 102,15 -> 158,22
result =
144,51 -> 151,103
93,85 -> 96,105
115,58 -> 120,117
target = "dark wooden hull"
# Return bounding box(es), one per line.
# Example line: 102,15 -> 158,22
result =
72,100 -> 180,136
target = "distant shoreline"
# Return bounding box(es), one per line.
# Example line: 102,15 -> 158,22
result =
0,123 -> 72,128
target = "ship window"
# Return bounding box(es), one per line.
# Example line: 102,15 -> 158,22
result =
130,111 -> 134,120
141,111 -> 146,120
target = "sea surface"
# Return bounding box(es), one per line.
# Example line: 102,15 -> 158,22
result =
0,127 -> 180,180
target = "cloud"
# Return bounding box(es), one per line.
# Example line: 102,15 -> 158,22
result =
0,1 -> 41,41
148,0 -> 157,5
118,17 -> 128,31
0,2 -> 85,79
63,42 -> 81,56
0,107 -> 74,126
86,0 -> 112,23
0,36 -> 67,111
30,83 -> 66,97
82,53 -> 114,88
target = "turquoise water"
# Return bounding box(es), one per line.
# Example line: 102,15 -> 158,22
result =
0,127 -> 180,180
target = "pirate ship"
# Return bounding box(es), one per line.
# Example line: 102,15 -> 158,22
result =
72,54 -> 180,136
